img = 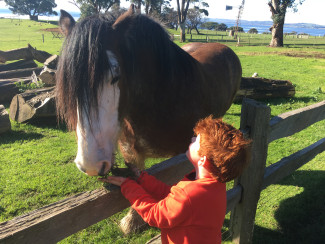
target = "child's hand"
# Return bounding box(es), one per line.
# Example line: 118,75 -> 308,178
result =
98,176 -> 127,186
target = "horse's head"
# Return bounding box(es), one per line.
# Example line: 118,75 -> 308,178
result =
56,10 -> 134,176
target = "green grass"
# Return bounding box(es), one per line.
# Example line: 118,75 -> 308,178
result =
0,18 -> 63,55
1,19 -> 325,243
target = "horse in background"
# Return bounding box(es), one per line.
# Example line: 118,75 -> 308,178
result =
56,5 -> 242,234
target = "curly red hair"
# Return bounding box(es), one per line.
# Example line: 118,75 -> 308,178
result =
194,116 -> 252,183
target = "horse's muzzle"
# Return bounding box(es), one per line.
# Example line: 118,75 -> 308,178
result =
75,160 -> 111,176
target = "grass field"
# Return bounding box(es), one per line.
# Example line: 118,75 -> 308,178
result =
0,18 -> 325,243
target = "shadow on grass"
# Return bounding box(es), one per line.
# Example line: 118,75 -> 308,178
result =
27,117 -> 68,131
253,170 -> 325,244
0,130 -> 44,144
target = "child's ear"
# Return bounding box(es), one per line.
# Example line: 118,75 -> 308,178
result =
198,156 -> 207,167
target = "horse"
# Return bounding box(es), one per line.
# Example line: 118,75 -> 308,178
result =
56,5 -> 242,234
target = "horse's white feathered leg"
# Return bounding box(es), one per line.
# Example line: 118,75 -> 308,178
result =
120,208 -> 148,234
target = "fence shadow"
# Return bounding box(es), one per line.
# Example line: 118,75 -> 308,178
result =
253,169 -> 325,244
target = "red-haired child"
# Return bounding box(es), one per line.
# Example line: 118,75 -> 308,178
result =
99,116 -> 251,244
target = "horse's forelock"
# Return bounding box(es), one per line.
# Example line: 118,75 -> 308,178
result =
56,14 -> 115,130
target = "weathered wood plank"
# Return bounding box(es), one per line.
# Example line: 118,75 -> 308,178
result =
9,87 -> 56,123
0,155 -> 193,244
226,185 -> 242,214
0,78 -> 31,104
0,67 -> 42,79
268,100 -> 325,143
235,77 -> 295,101
230,98 -> 271,244
0,59 -> 37,72
262,137 -> 325,189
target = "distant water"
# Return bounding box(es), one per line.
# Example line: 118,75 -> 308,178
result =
209,18 -> 325,36
1,8 -> 324,36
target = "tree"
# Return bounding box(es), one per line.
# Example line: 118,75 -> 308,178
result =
161,6 -> 178,29
4,0 -> 57,21
70,0 -> 120,18
268,0 -> 305,47
186,8 -> 204,34
176,0 -> 208,42
228,26 -> 244,32
200,21 -> 218,30
144,0 -> 170,15
248,28 -> 258,34
216,23 -> 227,31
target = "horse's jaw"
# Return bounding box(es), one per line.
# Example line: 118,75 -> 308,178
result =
74,82 -> 121,176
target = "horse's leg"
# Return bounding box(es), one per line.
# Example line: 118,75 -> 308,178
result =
117,119 -> 147,234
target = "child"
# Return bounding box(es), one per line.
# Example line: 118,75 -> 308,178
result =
99,116 -> 251,244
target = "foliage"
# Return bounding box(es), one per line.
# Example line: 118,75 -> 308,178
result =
176,0 -> 209,42
200,21 -> 218,30
186,7 -> 203,34
143,0 -> 171,15
70,0 -> 120,18
161,5 -> 178,29
216,23 -> 227,31
3,0 -> 57,20
248,28 -> 258,34
15,80 -> 44,93
228,26 -> 244,32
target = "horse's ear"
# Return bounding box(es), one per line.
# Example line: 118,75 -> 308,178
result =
59,10 -> 76,37
113,4 -> 136,27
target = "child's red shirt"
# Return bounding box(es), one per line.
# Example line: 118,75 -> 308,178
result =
121,171 -> 226,244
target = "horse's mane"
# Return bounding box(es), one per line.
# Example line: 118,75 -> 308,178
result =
113,14 -> 201,124
56,13 -> 116,129
56,12 -> 200,130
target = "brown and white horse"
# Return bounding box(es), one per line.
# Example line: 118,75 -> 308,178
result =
56,5 -> 242,233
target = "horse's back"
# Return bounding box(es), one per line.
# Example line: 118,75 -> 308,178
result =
182,43 -> 241,117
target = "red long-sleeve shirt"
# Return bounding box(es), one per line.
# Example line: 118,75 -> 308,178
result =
121,171 -> 226,244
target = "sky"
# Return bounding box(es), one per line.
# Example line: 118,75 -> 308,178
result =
0,0 -> 324,25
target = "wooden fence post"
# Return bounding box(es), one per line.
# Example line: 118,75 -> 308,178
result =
230,98 -> 271,244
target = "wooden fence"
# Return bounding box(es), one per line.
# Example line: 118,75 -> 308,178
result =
0,98 -> 324,244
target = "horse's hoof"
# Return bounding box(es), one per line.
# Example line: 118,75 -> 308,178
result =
119,209 -> 148,234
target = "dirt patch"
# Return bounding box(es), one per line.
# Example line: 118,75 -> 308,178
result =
41,28 -> 61,32
280,52 -> 325,59
241,51 -> 325,59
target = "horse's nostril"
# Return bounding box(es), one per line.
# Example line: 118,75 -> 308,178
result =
98,161 -> 111,176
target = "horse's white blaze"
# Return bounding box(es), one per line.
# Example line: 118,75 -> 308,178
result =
74,51 -> 120,176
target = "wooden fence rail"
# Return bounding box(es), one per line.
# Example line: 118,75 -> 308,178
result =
1,99 -> 324,244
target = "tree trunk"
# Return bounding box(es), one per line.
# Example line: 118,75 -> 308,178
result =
268,0 -> 287,47
30,15 -> 38,21
270,21 -> 284,47
176,0 -> 190,43
180,22 -> 186,42
0,44 -> 52,63
9,87 -> 56,123
0,59 -> 37,72
0,105 -> 11,134
195,26 -> 200,35
234,77 -> 295,101
0,78 -> 31,104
